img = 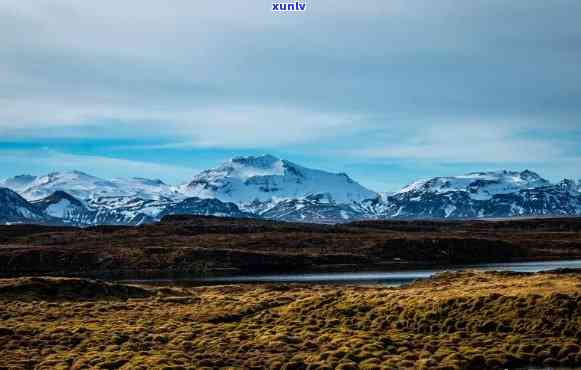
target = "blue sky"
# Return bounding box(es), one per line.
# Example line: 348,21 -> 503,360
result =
1,0 -> 580,191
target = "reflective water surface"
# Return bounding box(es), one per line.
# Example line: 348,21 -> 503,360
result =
123,259 -> 581,286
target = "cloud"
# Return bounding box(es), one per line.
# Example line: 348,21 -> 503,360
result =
347,120 -> 571,163
0,104 -> 368,148
0,0 -> 580,184
2,1 -> 580,128
0,149 -> 197,184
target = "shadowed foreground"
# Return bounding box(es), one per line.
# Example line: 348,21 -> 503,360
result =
0,270 -> 580,369
2,216 -> 581,278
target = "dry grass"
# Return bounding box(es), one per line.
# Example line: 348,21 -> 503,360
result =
0,271 -> 580,369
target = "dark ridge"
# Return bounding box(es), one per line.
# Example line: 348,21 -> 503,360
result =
348,217 -> 581,232
0,216 -> 580,278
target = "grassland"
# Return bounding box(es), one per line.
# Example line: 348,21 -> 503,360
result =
1,216 -> 581,278
1,270 -> 580,369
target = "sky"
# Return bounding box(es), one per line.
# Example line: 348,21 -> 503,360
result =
1,0 -> 580,192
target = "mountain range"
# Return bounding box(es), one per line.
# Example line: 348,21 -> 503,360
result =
1,155 -> 580,225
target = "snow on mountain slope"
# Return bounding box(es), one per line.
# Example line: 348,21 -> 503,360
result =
371,174 -> 581,219
2,156 -> 378,224
32,191 -> 95,225
108,177 -> 182,200
0,175 -> 38,192
260,193 -> 366,223
17,171 -> 181,202
183,155 -> 377,206
19,171 -> 122,201
34,191 -> 85,218
0,171 -> 183,225
0,187 -> 47,223
158,197 -> 252,219
397,170 -> 550,200
2,162 -> 579,225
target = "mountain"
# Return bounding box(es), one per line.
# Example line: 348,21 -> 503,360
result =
158,197 -> 252,219
18,171 -> 121,201
19,171 -> 180,201
483,179 -> 581,217
260,193 -> 366,223
1,160 -> 580,225
396,170 -> 550,200
32,190 -> 92,224
183,155 -> 377,207
2,171 -> 185,225
0,188 -> 47,224
373,171 -> 581,219
0,175 -> 37,192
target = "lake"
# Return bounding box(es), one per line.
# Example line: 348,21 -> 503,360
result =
123,259 -> 581,286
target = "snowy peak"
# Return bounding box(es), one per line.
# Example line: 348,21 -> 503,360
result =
2,161 -> 578,225
231,154 -> 282,172
518,169 -> 545,182
397,170 -> 551,200
108,177 -> 178,200
0,174 -> 37,192
33,190 -> 86,211
6,171 -> 179,202
32,191 -> 88,220
36,170 -> 95,184
188,155 -> 288,185
374,170 -> 581,220
37,190 -> 85,206
20,171 -> 119,201
0,187 -> 45,222
260,193 -> 365,223
185,154 -> 377,205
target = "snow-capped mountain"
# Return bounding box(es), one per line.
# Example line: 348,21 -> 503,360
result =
19,171 -> 180,201
158,197 -> 252,219
2,171 -> 185,225
483,180 -> 581,217
30,190 -> 158,226
260,193 -> 366,223
1,155 -> 374,225
183,155 -> 377,207
19,171 -> 120,201
0,188 -> 47,223
33,190 -> 90,220
373,171 -> 580,219
397,170 -> 550,200
1,159 -> 580,225
0,175 -> 37,192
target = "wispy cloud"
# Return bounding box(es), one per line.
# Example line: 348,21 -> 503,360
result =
346,121 -> 569,163
0,0 -> 580,185
0,149 -> 197,184
0,104 -> 368,148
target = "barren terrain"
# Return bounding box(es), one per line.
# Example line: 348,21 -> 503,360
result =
1,216 -> 581,278
0,270 -> 580,369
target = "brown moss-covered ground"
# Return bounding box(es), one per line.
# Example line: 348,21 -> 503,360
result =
1,216 -> 581,278
1,271 -> 580,369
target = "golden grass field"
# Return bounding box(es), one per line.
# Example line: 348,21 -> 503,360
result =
0,270 -> 580,370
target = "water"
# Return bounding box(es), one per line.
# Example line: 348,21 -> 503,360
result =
124,259 -> 581,286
